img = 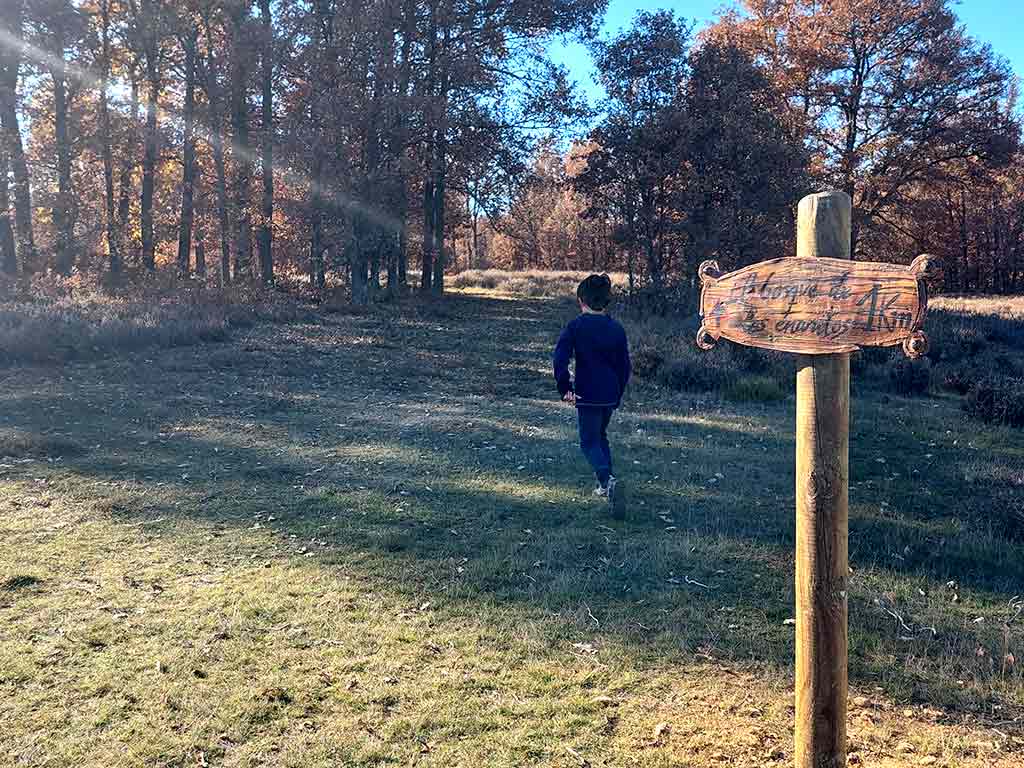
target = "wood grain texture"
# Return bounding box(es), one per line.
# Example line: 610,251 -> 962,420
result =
697,257 -> 927,355
794,191 -> 850,768
797,191 -> 851,260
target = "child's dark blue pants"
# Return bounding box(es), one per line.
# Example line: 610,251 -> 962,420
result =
578,406 -> 614,484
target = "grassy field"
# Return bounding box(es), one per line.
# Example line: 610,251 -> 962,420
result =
1,285 -> 1022,767
450,269 -> 630,298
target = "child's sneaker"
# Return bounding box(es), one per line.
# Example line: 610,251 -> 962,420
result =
593,483 -> 608,498
607,476 -> 625,520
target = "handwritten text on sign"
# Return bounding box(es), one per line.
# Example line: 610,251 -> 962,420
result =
696,255 -> 937,357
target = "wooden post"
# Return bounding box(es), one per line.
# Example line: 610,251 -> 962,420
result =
794,191 -> 850,768
695,190 -> 937,765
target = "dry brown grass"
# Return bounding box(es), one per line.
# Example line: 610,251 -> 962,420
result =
450,269 -> 630,298
0,276 -> 317,365
1,288 -> 1022,767
932,295 -> 1024,318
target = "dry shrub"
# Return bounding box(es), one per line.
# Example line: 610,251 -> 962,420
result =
937,365 -> 974,395
624,309 -> 799,396
927,302 -> 1024,365
850,346 -> 894,378
451,269 -> 629,298
611,285 -> 1024,405
990,352 -> 1023,377
723,375 -> 786,402
0,271 -> 316,367
622,283 -> 690,316
655,348 -> 738,392
630,343 -> 665,378
886,356 -> 931,396
0,427 -> 82,458
450,270 -> 501,290
616,286 -> 1024,402
964,377 -> 1024,428
0,299 -> 230,365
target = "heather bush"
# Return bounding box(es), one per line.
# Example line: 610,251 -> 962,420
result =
450,269 -> 629,298
990,352 -> 1023,377
729,342 -> 773,374
630,343 -> 665,378
621,282 -> 692,316
932,297 -> 1024,350
445,278 -> 1024,414
723,375 -> 786,402
655,347 -> 739,392
924,307 -> 1018,365
963,377 -> 1024,428
850,346 -> 894,378
0,277 -> 316,367
937,365 -> 974,395
886,356 -> 932,396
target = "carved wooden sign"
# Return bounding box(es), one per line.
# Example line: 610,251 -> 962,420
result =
696,254 -> 939,358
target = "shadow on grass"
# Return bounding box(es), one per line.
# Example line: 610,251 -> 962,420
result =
2,291 -> 1022,716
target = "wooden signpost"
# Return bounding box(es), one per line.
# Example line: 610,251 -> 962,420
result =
695,191 -> 938,768
696,252 -> 936,357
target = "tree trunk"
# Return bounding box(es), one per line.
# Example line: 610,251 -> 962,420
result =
176,27 -> 199,277
308,148 -> 325,290
431,146 -> 446,294
351,236 -> 369,305
386,233 -> 398,293
429,25 -> 451,295
0,100 -> 34,273
195,212 -> 206,278
420,0 -> 438,292
449,222 -> 458,273
393,0 -> 415,290
52,49 -> 74,275
230,4 -> 252,280
141,29 -> 161,271
307,85 -> 323,289
309,212 -> 324,290
306,0 -> 333,292
1010,230 -> 1021,294
257,0 -> 274,283
397,220 -> 407,287
202,20 -> 231,286
193,150 -> 206,280
116,64 -> 140,262
421,178 -> 434,291
213,121 -> 231,286
99,0 -> 120,275
469,193 -> 479,270
0,144 -> 15,274
0,0 -> 36,273
369,237 -> 380,298
363,15 -> 393,301
644,236 -> 661,290
959,189 -> 969,293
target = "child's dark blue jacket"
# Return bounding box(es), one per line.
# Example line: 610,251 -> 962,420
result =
553,313 -> 631,407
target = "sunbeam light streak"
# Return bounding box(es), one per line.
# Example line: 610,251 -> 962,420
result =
0,26 -> 410,240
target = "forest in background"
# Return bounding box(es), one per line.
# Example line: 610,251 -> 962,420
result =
1,0 -> 1022,305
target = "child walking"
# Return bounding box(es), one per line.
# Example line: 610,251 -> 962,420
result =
553,274 -> 631,518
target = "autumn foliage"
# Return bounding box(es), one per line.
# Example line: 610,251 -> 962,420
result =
463,1 -> 1023,299
0,0 -> 1021,304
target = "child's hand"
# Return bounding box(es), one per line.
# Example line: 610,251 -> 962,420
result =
562,391 -> 576,405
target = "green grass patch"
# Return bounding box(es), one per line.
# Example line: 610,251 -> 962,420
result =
723,375 -> 787,403
1,290 -> 1021,767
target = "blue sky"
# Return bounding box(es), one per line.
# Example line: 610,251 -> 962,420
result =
551,0 -> 1024,103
